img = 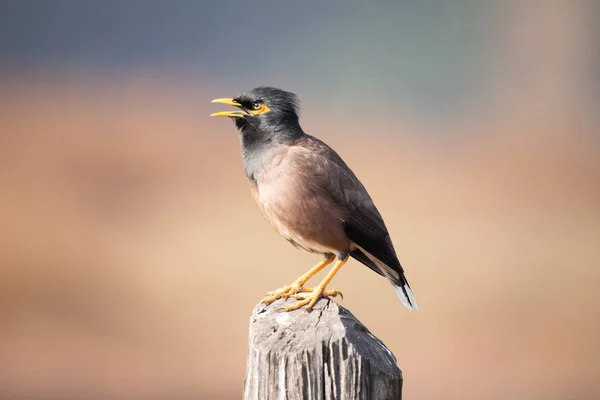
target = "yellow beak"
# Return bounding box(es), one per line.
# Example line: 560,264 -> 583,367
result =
210,98 -> 248,118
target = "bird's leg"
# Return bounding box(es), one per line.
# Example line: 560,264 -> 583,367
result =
262,255 -> 335,305
283,255 -> 348,312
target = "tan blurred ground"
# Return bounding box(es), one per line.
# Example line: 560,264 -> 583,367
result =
0,74 -> 599,400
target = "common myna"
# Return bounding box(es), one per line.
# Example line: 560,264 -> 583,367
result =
211,87 -> 418,312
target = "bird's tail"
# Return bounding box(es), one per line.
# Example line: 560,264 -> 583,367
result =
353,246 -> 419,311
392,277 -> 419,311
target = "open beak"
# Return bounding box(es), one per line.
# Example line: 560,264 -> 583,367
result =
210,98 -> 249,118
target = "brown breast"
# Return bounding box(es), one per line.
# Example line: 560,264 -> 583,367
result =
248,146 -> 352,255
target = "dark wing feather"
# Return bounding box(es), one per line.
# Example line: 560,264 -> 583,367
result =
343,203 -> 403,271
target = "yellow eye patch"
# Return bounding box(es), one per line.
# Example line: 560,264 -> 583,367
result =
249,103 -> 271,116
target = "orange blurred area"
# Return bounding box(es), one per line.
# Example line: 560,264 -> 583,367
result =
0,72 -> 598,400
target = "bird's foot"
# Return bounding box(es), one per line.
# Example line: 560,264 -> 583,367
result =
282,288 -> 343,312
262,285 -> 312,305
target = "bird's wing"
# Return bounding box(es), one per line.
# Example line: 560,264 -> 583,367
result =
293,136 -> 404,277
291,136 -> 418,310
338,171 -> 406,281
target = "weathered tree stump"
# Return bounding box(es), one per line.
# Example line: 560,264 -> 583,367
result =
244,298 -> 402,400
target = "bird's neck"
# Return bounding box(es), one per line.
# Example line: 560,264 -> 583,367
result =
240,125 -> 304,183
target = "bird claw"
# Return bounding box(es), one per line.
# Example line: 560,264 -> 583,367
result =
262,285 -> 312,305
283,289 -> 343,312
291,289 -> 342,300
327,289 -> 344,301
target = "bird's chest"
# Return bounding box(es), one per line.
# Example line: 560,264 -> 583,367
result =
251,168 -> 305,239
249,165 -> 346,254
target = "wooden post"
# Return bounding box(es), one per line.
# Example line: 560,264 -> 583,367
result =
244,298 -> 403,400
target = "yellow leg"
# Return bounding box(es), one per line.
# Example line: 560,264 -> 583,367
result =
283,257 -> 348,312
262,255 -> 336,305
292,254 -> 337,287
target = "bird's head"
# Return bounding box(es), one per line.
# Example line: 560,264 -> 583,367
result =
210,87 -> 301,134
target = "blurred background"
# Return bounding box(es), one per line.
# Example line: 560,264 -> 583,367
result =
1,1 -> 599,399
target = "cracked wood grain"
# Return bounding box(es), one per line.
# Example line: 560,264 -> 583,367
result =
243,298 -> 402,400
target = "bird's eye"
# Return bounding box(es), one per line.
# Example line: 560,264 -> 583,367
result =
252,102 -> 262,110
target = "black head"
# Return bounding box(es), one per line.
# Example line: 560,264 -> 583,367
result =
211,87 -> 303,140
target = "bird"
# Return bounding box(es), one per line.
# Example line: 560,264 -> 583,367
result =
210,87 -> 418,312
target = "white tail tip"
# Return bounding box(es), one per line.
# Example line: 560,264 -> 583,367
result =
394,283 -> 419,311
